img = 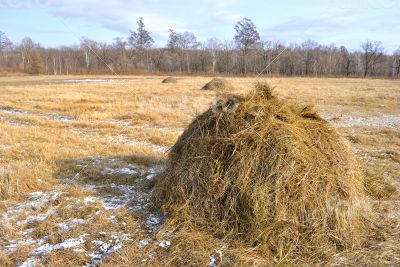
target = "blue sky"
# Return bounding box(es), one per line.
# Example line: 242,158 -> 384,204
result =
1,0 -> 399,52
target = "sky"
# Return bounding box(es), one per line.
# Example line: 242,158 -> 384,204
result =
0,0 -> 399,52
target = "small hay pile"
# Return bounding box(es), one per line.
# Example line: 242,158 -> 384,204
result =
162,77 -> 177,83
202,78 -> 233,91
153,82 -> 372,261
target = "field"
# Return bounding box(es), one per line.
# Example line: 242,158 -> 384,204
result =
0,75 -> 399,266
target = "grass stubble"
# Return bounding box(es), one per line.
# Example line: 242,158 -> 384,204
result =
0,75 -> 399,266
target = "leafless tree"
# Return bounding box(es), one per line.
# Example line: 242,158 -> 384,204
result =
0,31 -> 12,66
0,27 -> 397,78
19,37 -> 35,71
393,47 -> 400,78
207,38 -> 221,74
80,37 -> 96,71
361,41 -> 384,77
167,30 -> 199,72
339,46 -> 355,76
0,31 -> 12,52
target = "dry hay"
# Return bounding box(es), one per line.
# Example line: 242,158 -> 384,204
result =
162,77 -> 177,83
201,78 -> 233,91
153,82 -> 375,262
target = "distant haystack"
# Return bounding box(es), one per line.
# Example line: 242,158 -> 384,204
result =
162,77 -> 177,83
201,78 -> 233,91
153,82 -> 373,260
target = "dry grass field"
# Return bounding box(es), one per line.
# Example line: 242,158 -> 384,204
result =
0,75 -> 399,266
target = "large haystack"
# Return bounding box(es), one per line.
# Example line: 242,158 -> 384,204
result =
162,77 -> 177,83
153,82 -> 371,259
202,78 -> 233,91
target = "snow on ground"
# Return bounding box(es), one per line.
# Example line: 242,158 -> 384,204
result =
0,107 -> 29,115
334,114 -> 400,129
112,135 -> 170,153
323,112 -> 400,129
85,162 -> 165,227
0,107 -> 75,124
56,79 -> 113,83
126,139 -> 170,153
110,120 -> 185,132
1,190 -> 62,223
0,160 -> 166,266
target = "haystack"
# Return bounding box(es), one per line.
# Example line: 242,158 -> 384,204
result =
153,82 -> 371,259
201,78 -> 233,91
162,77 -> 177,83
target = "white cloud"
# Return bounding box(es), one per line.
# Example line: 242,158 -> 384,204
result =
212,11 -> 242,24
48,0 -> 190,37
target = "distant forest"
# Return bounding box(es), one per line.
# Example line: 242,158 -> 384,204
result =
1,18 -> 399,78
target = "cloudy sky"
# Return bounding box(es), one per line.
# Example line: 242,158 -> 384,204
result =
1,0 -> 399,52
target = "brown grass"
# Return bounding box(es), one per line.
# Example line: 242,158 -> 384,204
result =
0,75 -> 399,266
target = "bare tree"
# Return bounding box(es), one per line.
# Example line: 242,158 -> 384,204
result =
167,30 -> 199,72
80,37 -> 96,70
300,40 -> 319,76
361,40 -> 384,77
0,31 -> 12,65
181,32 -> 199,72
0,31 -> 12,52
0,30 -> 397,78
339,46 -> 354,76
28,48 -> 44,74
19,37 -> 35,71
112,37 -> 129,72
128,17 -> 154,71
219,40 -> 235,74
207,38 -> 221,74
234,18 -> 260,74
256,41 -> 274,75
393,47 -> 400,78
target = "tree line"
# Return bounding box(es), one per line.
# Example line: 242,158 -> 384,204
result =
1,18 -> 399,78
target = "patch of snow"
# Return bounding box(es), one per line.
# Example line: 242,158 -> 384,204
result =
158,240 -> 171,248
17,208 -> 54,226
146,173 -> 157,180
0,107 -> 29,115
118,167 -> 139,175
102,165 -> 139,175
4,238 -> 36,251
23,228 -> 35,235
208,249 -> 223,267
138,238 -> 151,248
103,184 -> 135,210
208,256 -> 218,267
84,196 -> 97,205
88,233 -> 131,266
58,79 -> 112,83
19,258 -> 36,267
57,218 -> 87,230
330,114 -> 400,129
33,234 -> 88,255
146,214 -> 161,227
6,120 -> 32,127
114,135 -> 170,153
47,113 -> 74,122
0,107 -> 74,123
2,189 -> 62,225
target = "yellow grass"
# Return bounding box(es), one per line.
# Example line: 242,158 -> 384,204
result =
0,75 -> 399,266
